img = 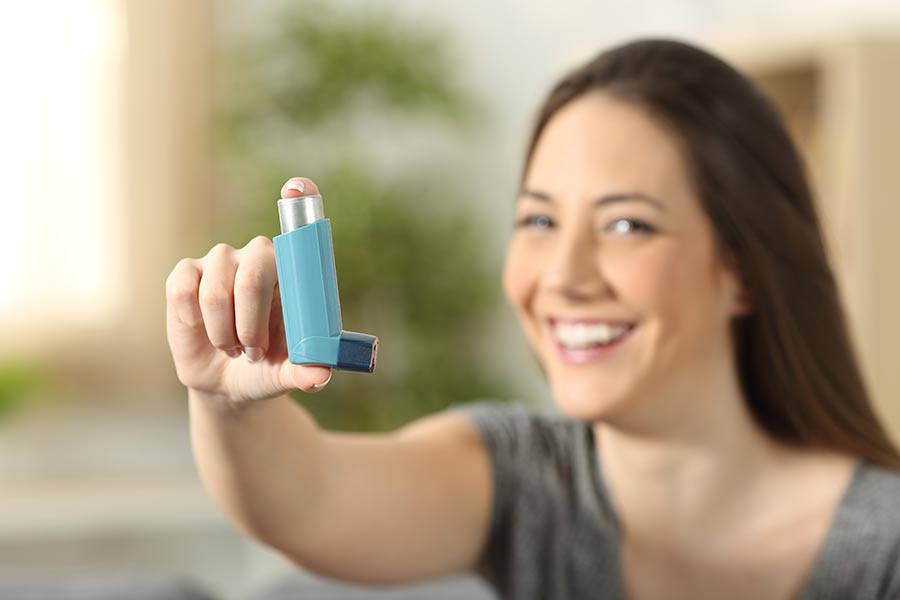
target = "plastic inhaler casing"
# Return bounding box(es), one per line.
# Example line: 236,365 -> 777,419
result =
273,194 -> 377,373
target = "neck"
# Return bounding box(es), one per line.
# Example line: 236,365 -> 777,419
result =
593,357 -> 790,544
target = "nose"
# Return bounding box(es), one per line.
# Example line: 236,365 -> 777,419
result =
540,225 -> 608,300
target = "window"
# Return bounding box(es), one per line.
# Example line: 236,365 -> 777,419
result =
0,1 -> 126,331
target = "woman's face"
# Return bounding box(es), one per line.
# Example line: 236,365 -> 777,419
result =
504,92 -> 748,427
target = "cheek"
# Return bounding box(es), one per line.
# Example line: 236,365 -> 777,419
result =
604,242 -> 684,311
605,240 -> 720,342
608,239 -> 729,351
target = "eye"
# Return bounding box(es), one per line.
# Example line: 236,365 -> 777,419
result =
515,214 -> 554,230
605,218 -> 655,236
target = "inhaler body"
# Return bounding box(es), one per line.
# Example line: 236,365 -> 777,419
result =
273,194 -> 377,372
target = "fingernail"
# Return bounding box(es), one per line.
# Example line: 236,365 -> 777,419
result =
225,347 -> 242,359
312,370 -> 333,391
244,347 -> 264,362
285,180 -> 305,194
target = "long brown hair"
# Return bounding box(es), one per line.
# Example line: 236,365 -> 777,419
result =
523,38 -> 900,470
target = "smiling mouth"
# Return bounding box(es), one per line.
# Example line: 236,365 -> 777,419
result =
546,319 -> 637,363
550,320 -> 636,349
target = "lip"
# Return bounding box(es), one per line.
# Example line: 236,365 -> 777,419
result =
548,316 -> 636,326
547,321 -> 637,365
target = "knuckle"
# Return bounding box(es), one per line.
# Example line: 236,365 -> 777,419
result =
165,269 -> 196,303
246,235 -> 273,249
206,243 -> 234,259
167,282 -> 196,304
206,327 -> 238,349
236,323 -> 263,344
172,257 -> 194,272
198,281 -> 232,308
234,267 -> 269,296
165,259 -> 192,288
241,236 -> 275,264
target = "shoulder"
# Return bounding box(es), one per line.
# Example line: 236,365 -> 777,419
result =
450,402 -> 620,596
849,460 -> 900,505
453,401 -> 593,474
843,461 -> 900,539
452,400 -> 615,529
819,460 -> 900,598
849,461 -> 900,539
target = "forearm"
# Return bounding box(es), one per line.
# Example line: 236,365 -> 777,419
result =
187,389 -> 493,583
188,389 -> 327,548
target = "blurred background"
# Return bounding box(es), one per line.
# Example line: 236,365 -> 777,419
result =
1,0 -> 899,598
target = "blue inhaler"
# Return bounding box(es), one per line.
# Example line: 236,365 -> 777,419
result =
273,194 -> 377,373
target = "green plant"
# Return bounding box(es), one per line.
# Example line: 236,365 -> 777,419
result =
0,361 -> 44,418
216,2 -> 512,430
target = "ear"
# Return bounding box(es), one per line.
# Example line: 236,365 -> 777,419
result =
716,248 -> 753,318
724,267 -> 753,317
730,286 -> 753,317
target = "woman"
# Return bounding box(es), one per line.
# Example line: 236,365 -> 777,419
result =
165,39 -> 900,599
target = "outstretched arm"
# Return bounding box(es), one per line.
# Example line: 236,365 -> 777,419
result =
168,177 -> 493,584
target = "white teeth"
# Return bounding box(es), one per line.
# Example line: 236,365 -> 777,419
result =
552,322 -> 632,349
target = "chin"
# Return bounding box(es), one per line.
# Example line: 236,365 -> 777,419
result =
550,378 -> 629,424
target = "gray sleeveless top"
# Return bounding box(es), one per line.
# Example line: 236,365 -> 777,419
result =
456,402 -> 900,599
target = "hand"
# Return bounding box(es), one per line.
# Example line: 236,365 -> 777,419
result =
165,177 -> 332,407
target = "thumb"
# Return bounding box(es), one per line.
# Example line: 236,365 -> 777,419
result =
280,362 -> 333,394
281,176 -> 320,199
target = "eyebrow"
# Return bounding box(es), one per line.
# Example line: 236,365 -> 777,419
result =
517,187 -> 668,212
